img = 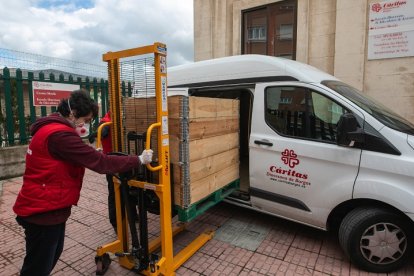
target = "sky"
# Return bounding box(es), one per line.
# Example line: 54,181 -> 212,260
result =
0,0 -> 194,68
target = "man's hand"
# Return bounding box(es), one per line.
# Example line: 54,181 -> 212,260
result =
138,149 -> 153,165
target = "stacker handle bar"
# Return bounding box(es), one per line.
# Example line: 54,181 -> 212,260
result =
146,122 -> 162,172
96,122 -> 113,151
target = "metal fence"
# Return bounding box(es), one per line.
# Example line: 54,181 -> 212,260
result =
0,67 -> 106,147
0,67 -> 138,147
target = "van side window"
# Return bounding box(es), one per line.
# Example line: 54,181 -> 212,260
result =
265,86 -> 347,142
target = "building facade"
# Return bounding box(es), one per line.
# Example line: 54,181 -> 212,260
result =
194,0 -> 414,122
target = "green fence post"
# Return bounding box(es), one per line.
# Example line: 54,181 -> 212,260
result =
93,78 -> 98,101
50,73 -> 56,113
39,72 -> 46,117
56,74 -> 66,114
16,69 -> 27,144
77,77 -> 82,88
3,67 -> 15,146
85,77 -> 90,94
28,72 -> 36,124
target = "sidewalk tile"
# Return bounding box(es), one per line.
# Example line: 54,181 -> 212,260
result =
314,254 -> 350,275
284,247 -> 318,269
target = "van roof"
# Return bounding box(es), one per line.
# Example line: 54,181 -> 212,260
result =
168,54 -> 338,87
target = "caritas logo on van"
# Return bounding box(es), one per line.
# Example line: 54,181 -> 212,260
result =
266,149 -> 311,189
371,1 -> 407,13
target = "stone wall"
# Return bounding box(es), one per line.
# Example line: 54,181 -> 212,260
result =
0,146 -> 27,180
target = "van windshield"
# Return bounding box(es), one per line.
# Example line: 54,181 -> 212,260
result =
322,80 -> 414,135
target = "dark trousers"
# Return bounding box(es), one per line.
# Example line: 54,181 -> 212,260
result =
107,174 -> 138,231
16,217 -> 66,276
107,174 -> 117,229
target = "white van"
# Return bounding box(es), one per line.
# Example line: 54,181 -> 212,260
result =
168,55 -> 414,273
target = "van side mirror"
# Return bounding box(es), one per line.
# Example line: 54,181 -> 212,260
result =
336,113 -> 365,147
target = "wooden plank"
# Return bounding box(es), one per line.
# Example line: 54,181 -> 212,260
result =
190,148 -> 239,181
169,117 -> 239,140
188,97 -> 239,119
188,97 -> 217,118
174,153 -> 239,206
213,163 -> 240,191
168,136 -> 181,164
124,118 -> 157,130
181,163 -> 239,205
169,132 -> 239,163
168,96 -> 240,119
171,163 -> 182,189
173,148 -> 239,184
188,132 -> 239,162
173,182 -> 183,206
167,95 -> 183,118
173,166 -> 224,206
216,98 -> 240,118
124,97 -> 157,116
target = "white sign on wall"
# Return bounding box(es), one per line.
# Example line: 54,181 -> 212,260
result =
32,82 -> 80,106
368,0 -> 414,60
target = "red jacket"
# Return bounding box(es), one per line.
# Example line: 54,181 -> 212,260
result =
13,113 -> 140,224
100,112 -> 112,154
13,123 -> 85,217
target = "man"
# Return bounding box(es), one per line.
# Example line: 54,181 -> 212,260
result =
13,89 -> 152,276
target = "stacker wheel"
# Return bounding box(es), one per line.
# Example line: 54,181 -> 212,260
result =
95,253 -> 111,275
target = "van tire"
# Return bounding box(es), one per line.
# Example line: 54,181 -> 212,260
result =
339,207 -> 412,273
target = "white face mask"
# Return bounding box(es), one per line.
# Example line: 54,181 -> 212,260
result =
75,122 -> 90,137
68,99 -> 91,137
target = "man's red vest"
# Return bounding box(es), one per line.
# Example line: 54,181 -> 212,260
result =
100,112 -> 112,154
13,123 -> 85,217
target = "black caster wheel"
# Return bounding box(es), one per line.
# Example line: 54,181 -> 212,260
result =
95,253 -> 111,275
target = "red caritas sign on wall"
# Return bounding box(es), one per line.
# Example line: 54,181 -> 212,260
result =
368,0 -> 414,60
32,82 -> 80,106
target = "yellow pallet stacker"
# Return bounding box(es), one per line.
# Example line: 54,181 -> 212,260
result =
94,43 -> 214,275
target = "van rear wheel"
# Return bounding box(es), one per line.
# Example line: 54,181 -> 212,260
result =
338,207 -> 412,273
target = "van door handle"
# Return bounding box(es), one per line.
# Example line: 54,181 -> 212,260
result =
254,140 -> 273,146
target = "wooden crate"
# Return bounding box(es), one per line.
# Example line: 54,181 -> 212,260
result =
123,95 -> 240,208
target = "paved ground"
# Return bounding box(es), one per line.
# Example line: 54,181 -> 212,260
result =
1,170 -> 413,276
